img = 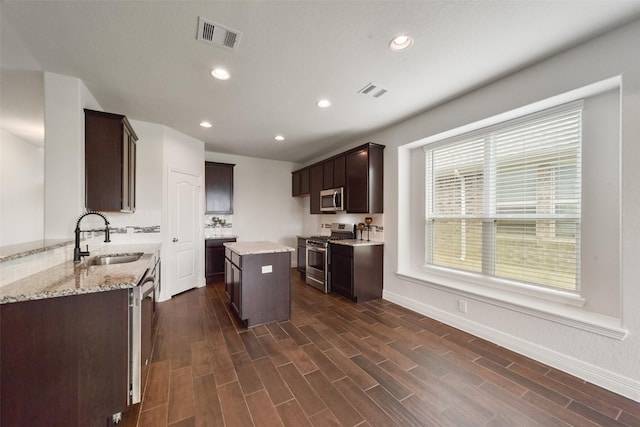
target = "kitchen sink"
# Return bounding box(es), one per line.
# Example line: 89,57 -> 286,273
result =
88,252 -> 143,266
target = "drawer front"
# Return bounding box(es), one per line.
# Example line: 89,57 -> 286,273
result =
225,247 -> 232,260
231,251 -> 242,268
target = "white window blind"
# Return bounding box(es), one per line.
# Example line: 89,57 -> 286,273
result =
425,103 -> 582,291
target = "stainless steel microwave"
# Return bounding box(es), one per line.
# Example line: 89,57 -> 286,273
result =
320,187 -> 344,212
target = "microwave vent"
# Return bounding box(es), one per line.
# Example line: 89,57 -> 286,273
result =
197,17 -> 242,51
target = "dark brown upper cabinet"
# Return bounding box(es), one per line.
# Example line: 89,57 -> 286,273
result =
309,163 -> 323,214
292,143 -> 384,214
346,144 -> 384,213
205,162 -> 234,214
292,167 -> 310,197
85,109 -> 138,213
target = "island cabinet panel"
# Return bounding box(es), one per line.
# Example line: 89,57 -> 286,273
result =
206,238 -> 237,283
329,243 -> 383,303
224,248 -> 291,327
205,162 -> 234,214
1,290 -> 129,427
85,109 -> 138,213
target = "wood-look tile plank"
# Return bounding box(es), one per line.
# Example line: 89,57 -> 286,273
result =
362,335 -> 417,370
351,354 -> 412,401
400,394 -> 451,427
142,359 -> 171,411
324,348 -> 377,390
251,324 -> 271,337
190,340 -> 214,378
302,343 -> 345,382
245,389 -> 285,427
258,334 -> 294,367
253,356 -> 295,405
341,332 -> 387,364
305,369 -> 364,426
475,356 -> 571,407
275,400 -> 313,427
170,333 -> 193,370
222,324 -> 246,355
279,321 -> 312,346
285,345 -> 319,375
308,408 -> 342,427
266,322 -> 291,341
217,381 -> 254,427
192,373 -> 225,427
510,362 -> 620,419
231,351 -> 265,395
167,366 -> 195,424
278,362 -> 327,416
317,328 -> 360,358
332,377 -> 399,427
388,340 -> 448,378
298,324 -> 333,351
365,385 -> 425,427
168,416 -> 196,427
138,404 -> 168,427
210,344 -> 238,386
239,330 -> 268,360
520,390 -> 599,427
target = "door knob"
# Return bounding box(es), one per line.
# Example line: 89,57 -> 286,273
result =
172,238 -> 178,242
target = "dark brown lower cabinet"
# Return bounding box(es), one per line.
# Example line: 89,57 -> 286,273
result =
206,238 -> 236,283
224,248 -> 291,327
1,290 -> 129,427
330,243 -> 383,303
297,237 -> 306,274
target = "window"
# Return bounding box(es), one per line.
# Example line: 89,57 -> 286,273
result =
424,103 -> 582,291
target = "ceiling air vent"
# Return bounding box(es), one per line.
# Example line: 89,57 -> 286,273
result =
358,82 -> 388,98
197,17 -> 242,51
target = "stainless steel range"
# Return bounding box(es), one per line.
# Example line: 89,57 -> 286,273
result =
306,223 -> 355,292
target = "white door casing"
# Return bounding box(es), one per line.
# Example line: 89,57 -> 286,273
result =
168,168 -> 201,297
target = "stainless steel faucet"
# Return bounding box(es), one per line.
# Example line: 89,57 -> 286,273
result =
74,211 -> 111,261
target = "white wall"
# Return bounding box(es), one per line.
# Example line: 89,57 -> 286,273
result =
204,152 -> 305,259
320,19 -> 640,401
0,130 -> 44,245
43,72 -> 101,239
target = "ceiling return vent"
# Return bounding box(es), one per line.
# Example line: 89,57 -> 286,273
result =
358,82 -> 388,98
196,17 -> 242,51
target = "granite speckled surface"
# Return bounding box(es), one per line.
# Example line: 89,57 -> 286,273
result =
330,239 -> 384,247
0,251 -> 156,304
224,241 -> 294,255
0,239 -> 73,263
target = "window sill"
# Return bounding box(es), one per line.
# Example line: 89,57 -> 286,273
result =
395,267 -> 627,340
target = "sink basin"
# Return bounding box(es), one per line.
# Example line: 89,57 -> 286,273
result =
88,252 -> 143,266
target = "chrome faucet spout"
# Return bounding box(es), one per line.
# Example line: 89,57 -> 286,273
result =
73,211 -> 111,262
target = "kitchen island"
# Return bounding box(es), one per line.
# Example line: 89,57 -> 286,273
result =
224,241 -> 294,327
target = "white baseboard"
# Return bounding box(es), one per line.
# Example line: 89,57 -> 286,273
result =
383,289 -> 640,403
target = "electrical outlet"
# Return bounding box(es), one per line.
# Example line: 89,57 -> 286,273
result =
458,300 -> 468,314
261,265 -> 272,274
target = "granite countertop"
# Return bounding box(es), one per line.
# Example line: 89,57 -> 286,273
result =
224,241 -> 295,256
0,247 -> 158,304
0,239 -> 74,263
330,239 -> 384,247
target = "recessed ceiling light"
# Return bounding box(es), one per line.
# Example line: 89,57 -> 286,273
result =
210,68 -> 230,80
389,34 -> 413,51
274,135 -> 285,141
316,99 -> 331,108
200,121 -> 212,128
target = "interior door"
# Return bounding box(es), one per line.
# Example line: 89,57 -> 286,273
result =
169,169 -> 201,296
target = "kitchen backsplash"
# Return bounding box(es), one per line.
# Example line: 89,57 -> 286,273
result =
204,214 -> 234,237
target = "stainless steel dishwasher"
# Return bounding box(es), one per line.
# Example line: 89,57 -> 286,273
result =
129,254 -> 159,405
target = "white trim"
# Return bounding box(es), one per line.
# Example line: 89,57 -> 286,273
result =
383,287 -> 639,402
395,270 -> 626,340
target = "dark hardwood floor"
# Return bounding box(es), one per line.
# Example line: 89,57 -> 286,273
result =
121,270 -> 640,427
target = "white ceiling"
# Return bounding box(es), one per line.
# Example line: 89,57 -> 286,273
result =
2,1 -> 640,163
